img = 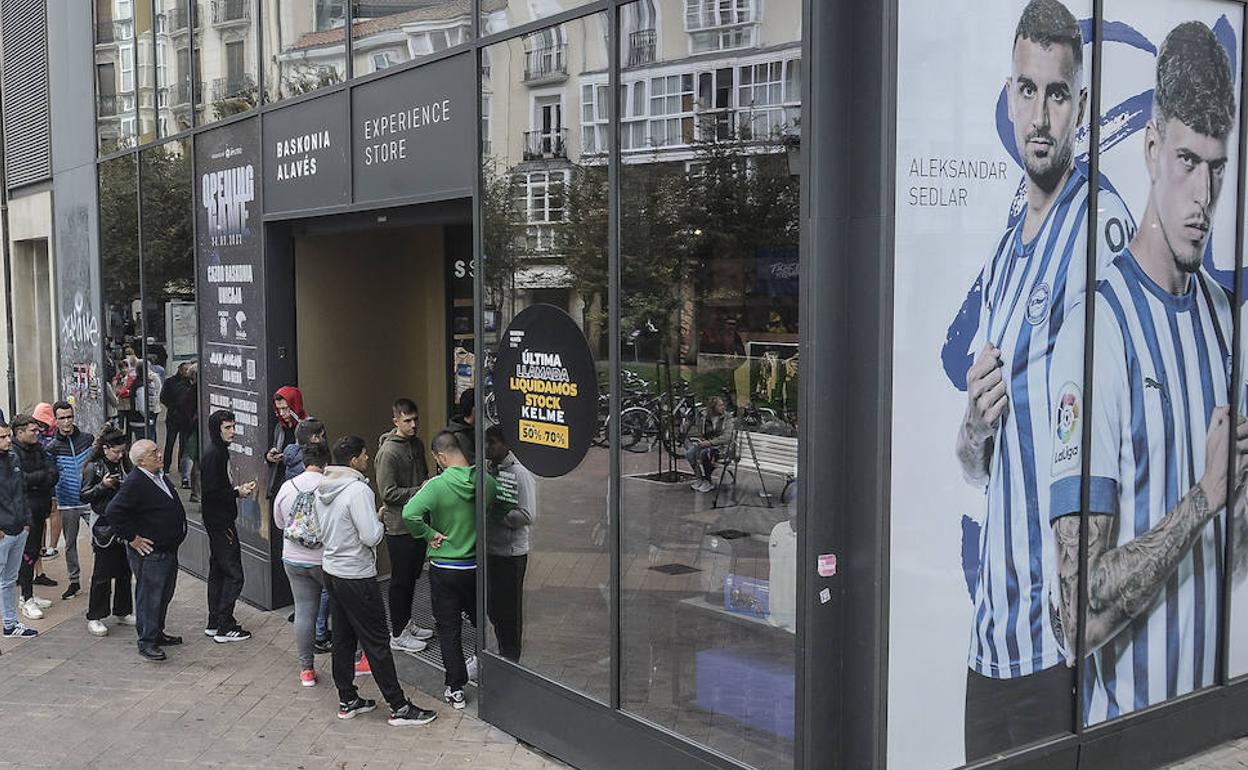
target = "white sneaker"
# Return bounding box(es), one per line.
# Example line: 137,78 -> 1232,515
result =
403,620 -> 434,642
31,596 -> 52,609
466,655 -> 479,683
689,479 -> 704,490
87,620 -> 109,637
115,614 -> 136,626
390,633 -> 427,653
21,598 -> 43,620
444,687 -> 466,710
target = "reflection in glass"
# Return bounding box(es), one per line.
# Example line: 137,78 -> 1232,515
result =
96,0 -> 139,152
140,140 -> 200,517
480,0 -> 597,37
616,0 -> 800,765
480,14 -> 611,702
98,155 -> 143,441
137,1 -> 157,143
153,0 -> 196,136
350,0 -> 472,76
262,0 -> 346,102
193,0 -> 260,124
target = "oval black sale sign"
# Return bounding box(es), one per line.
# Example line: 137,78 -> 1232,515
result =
495,304 -> 599,478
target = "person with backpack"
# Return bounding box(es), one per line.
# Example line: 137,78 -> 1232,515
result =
200,409 -> 257,643
80,427 -> 135,636
274,441 -> 331,687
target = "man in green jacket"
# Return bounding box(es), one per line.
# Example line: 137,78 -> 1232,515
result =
375,398 -> 433,654
402,430 -> 496,711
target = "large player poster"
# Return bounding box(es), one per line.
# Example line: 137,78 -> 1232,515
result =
891,1 -> 1246,767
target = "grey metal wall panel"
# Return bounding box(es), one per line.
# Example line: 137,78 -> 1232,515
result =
1,0 -> 51,188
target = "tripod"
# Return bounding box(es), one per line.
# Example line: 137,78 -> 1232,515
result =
711,410 -> 772,510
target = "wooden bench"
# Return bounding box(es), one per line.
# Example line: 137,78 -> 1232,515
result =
713,431 -> 798,508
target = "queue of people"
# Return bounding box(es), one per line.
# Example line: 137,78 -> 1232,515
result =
0,384 -> 539,730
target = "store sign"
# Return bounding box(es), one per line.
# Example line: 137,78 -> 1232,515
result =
263,90 -> 350,214
495,304 -> 598,478
195,118 -> 268,547
351,53 -> 474,205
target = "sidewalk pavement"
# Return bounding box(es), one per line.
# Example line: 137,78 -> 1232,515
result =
1171,738 -> 1248,770
0,539 -> 568,769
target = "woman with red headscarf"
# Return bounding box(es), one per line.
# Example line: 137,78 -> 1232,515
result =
265,386 -> 307,502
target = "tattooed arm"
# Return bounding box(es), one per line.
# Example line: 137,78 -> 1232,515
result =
1053,407 -> 1239,655
956,344 -> 1008,485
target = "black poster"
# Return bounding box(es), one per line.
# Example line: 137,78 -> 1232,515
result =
263,90 -> 350,214
351,53 -> 475,205
495,305 -> 598,478
195,118 -> 269,546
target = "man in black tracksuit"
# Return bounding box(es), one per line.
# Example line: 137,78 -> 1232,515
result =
13,415 -> 57,614
200,410 -> 256,642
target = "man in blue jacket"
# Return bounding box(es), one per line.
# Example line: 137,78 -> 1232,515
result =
48,401 -> 93,600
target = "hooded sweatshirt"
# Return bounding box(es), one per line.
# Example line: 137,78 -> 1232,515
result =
375,429 -> 429,535
317,465 -> 384,579
444,417 -> 475,465
0,448 -> 29,535
402,465 -> 496,569
14,438 -> 58,519
200,410 -> 241,532
274,469 -> 326,565
267,385 -> 306,499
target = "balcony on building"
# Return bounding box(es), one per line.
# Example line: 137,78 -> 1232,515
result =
627,29 -> 656,67
164,5 -> 197,32
167,79 -> 196,106
212,0 -> 250,26
523,43 -> 567,84
96,18 -> 133,46
523,129 -> 568,161
211,73 -> 256,102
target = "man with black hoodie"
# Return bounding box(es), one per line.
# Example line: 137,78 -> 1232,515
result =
444,388 -> 475,465
200,410 -> 256,643
13,414 -> 57,621
0,421 -> 37,638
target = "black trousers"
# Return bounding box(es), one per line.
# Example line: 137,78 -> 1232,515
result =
964,665 -> 1074,761
324,573 -> 406,709
206,528 -> 244,631
162,419 -> 192,476
87,544 -> 133,620
429,566 -> 477,689
18,515 -> 45,599
487,553 -> 527,662
386,534 -> 427,637
126,548 -> 178,648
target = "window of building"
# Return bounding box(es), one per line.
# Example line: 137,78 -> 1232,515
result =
119,42 -> 134,91
624,0 -> 658,66
738,59 -> 801,139
620,80 -> 648,150
648,73 -> 694,147
581,82 -> 609,156
523,26 -> 567,81
262,0 -> 346,103
351,1 -> 471,71
372,49 -> 401,72
481,94 -> 491,157
194,0 -> 259,122
517,170 -> 568,225
685,0 -> 756,52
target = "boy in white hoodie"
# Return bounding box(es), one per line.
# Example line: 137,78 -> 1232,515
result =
318,435 -> 435,727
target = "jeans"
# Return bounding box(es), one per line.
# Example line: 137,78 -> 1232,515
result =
385,534 -> 427,637
87,544 -> 133,620
486,553 -> 527,662
0,529 -> 28,628
283,561 -> 324,671
316,587 -> 332,641
206,527 -> 244,631
163,419 -> 192,481
685,444 -> 718,479
60,504 -> 90,583
127,548 -> 178,648
18,515 -> 45,599
324,573 -> 406,709
429,565 -> 477,689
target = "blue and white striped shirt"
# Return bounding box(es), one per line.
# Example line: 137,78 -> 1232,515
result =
967,166 -> 1132,679
1049,251 -> 1230,723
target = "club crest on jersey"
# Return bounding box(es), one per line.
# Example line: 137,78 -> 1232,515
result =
1026,282 -> 1052,326
1052,381 -> 1081,475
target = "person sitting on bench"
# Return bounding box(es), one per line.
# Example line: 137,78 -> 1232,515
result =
687,397 -> 734,494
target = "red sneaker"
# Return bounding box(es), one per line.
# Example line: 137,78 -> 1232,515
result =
300,669 -> 317,687
354,654 -> 372,678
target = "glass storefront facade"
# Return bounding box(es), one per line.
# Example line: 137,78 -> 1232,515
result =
78,1 -> 1248,769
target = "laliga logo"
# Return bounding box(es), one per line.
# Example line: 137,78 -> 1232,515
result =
1055,388 -> 1079,445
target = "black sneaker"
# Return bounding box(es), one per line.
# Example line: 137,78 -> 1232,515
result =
33,574 -> 57,587
314,638 -> 332,654
337,697 -> 377,720
213,626 -> 253,643
61,582 -> 81,600
388,701 -> 437,726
